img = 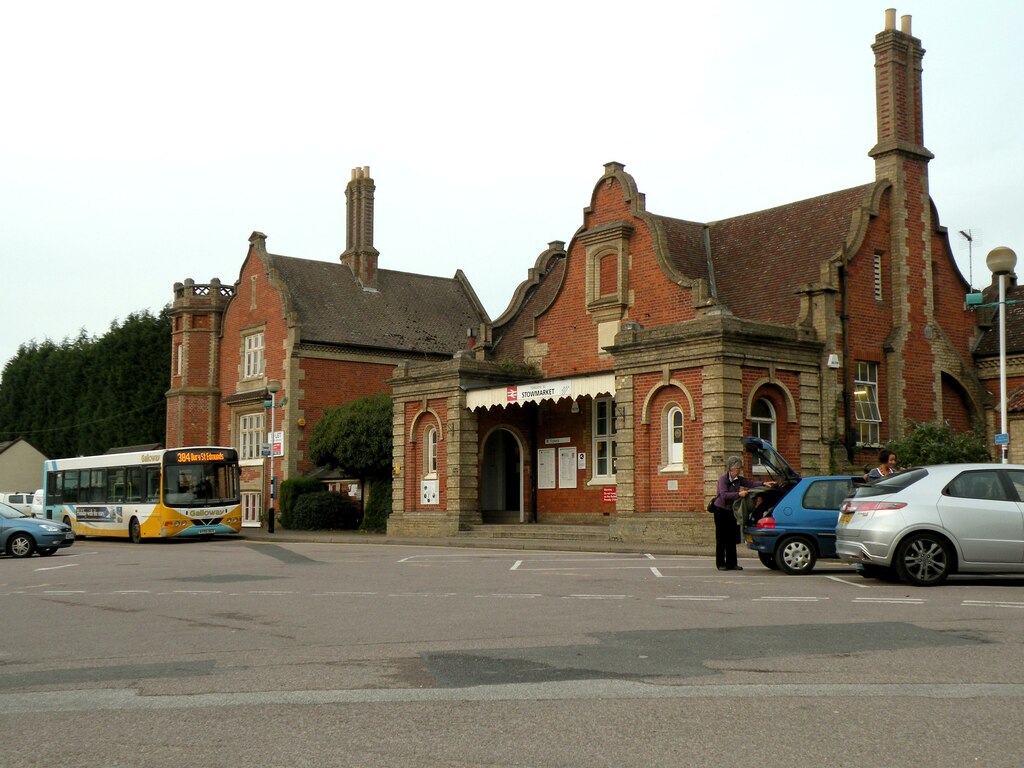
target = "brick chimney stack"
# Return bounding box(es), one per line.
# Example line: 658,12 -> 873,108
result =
341,166 -> 380,290
867,9 -> 940,435
869,9 -> 933,173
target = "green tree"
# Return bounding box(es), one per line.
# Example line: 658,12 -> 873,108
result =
308,393 -> 393,529
0,309 -> 170,458
887,420 -> 992,467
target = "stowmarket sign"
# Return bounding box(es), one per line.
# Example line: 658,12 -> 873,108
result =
465,373 -> 615,410
505,380 -> 573,404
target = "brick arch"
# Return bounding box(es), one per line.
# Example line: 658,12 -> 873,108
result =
746,378 -> 797,423
940,371 -> 982,433
408,407 -> 443,443
640,380 -> 696,425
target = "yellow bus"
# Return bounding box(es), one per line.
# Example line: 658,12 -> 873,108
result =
41,447 -> 242,542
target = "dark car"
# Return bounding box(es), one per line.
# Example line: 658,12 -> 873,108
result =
740,436 -> 864,574
0,501 -> 75,558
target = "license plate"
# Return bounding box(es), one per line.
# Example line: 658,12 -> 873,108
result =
838,513 -> 852,525
65,532 -> 75,540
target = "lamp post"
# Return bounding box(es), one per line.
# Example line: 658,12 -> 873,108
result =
987,247 -> 1017,464
264,379 -> 282,532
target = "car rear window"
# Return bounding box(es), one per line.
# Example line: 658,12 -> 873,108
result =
854,467 -> 928,497
801,478 -> 856,510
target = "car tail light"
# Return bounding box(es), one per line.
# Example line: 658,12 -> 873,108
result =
854,501 -> 906,511
755,516 -> 775,529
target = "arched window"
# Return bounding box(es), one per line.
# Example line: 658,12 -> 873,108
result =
666,406 -> 684,466
751,398 -> 776,471
424,426 -> 438,477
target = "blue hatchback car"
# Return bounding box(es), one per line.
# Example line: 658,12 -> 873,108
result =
739,437 -> 863,574
0,501 -> 75,558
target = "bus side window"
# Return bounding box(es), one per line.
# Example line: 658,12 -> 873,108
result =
107,468 -> 126,503
63,471 -> 80,503
145,467 -> 161,503
88,469 -> 106,504
52,471 -> 70,504
126,467 -> 143,503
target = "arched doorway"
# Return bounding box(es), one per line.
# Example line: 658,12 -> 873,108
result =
480,428 -> 523,523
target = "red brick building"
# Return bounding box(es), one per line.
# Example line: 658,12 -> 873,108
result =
165,167 -> 488,526
386,10 -> 989,544
167,11 -> 999,544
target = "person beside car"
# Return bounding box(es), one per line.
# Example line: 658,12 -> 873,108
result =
712,456 -> 771,571
866,449 -> 899,481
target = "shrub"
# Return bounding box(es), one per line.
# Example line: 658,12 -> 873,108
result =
278,477 -> 324,528
290,491 -> 362,531
888,420 -> 992,466
361,479 -> 392,533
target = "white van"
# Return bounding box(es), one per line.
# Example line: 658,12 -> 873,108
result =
0,491 -> 36,516
31,489 -> 45,519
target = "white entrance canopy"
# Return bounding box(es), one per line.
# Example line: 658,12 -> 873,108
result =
465,373 -> 616,410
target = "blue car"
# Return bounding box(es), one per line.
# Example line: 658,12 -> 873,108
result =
0,501 -> 75,558
740,436 -> 863,574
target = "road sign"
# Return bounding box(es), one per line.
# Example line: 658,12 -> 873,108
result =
995,433 -> 1010,445
268,430 -> 284,457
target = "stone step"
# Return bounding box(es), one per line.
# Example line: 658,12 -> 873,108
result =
460,524 -> 610,541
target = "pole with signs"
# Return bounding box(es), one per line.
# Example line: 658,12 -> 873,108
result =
264,380 -> 282,532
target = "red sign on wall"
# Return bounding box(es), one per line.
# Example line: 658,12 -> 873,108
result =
601,486 -> 617,504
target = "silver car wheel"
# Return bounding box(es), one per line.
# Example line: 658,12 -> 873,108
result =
897,534 -> 951,586
778,537 -> 816,575
9,533 -> 35,558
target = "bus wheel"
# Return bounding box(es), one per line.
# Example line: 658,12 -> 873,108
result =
129,518 -> 142,544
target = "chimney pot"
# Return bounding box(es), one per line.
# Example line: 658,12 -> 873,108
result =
900,14 -> 911,34
884,8 -> 896,30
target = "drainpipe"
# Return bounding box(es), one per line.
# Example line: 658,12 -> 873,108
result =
838,264 -> 855,463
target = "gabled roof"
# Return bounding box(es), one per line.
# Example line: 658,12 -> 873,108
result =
658,184 -> 875,324
268,254 -> 486,356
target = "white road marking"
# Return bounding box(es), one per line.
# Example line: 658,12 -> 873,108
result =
34,563 -> 79,571
650,567 -> 664,577
754,596 -> 830,602
853,597 -> 925,605
644,553 -> 655,560
475,593 -> 542,598
312,591 -> 377,596
565,594 -> 630,600
962,600 -> 1024,609
387,592 -> 456,597
173,590 -> 223,594
511,560 -> 522,570
657,595 -> 728,601
825,575 -> 869,587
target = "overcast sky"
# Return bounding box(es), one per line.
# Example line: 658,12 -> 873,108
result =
2,1 -> 1022,374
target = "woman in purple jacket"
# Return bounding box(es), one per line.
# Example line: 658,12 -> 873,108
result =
712,456 -> 769,570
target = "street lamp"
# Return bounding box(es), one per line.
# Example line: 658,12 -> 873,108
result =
264,379 -> 282,532
987,247 -> 1017,464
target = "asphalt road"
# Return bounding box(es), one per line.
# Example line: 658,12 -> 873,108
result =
2,538 -> 1023,767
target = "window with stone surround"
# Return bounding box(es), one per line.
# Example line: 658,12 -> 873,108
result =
239,411 -> 265,460
424,425 -> 438,478
854,361 -> 881,446
593,397 -> 618,481
243,331 -> 265,380
751,398 -> 777,474
665,405 -> 684,468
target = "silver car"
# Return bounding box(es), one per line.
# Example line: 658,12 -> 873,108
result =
836,463 -> 1024,586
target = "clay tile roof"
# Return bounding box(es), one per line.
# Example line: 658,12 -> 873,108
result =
703,184 -> 874,324
268,255 -> 485,356
973,282 -> 1024,357
650,216 -> 711,284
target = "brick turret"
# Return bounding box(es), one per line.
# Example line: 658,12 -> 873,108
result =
165,277 -> 234,447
